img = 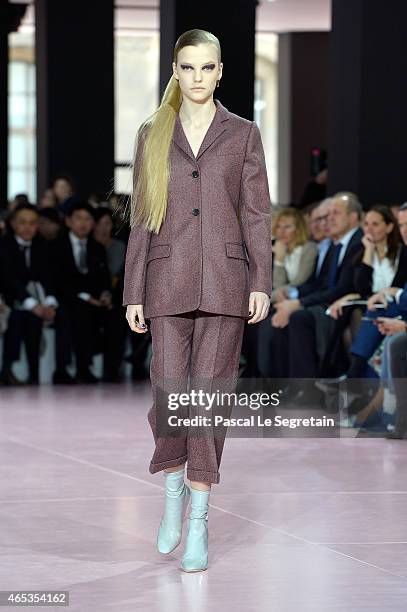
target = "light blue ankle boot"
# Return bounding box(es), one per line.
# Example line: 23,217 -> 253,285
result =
180,487 -> 210,572
157,467 -> 191,554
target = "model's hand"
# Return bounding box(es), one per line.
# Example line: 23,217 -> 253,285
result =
126,304 -> 148,333
247,292 -> 270,324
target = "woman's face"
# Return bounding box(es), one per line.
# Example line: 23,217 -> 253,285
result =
41,188 -> 56,208
95,214 -> 113,238
172,43 -> 222,104
274,216 -> 297,245
54,179 -> 72,202
363,211 -> 393,243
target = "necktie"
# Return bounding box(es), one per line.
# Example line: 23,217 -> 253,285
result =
19,244 -> 30,269
78,240 -> 88,274
326,242 -> 342,289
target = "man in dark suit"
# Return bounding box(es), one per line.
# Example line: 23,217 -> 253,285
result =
0,204 -> 57,385
270,192 -> 364,402
51,202 -> 116,383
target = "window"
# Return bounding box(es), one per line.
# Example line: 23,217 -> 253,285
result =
8,16 -> 36,203
114,2 -> 159,194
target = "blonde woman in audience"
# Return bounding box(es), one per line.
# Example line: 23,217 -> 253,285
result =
271,207 -> 318,303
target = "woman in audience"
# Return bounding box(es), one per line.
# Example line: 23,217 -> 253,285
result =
93,207 -> 148,382
326,205 -> 407,427
257,208 -> 317,378
93,207 -> 126,282
329,206 -> 403,319
270,207 -> 318,303
40,188 -> 57,209
38,208 -> 62,241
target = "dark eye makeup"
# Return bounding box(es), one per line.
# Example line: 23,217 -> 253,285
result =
180,64 -> 216,71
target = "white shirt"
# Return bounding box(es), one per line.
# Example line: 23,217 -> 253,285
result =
371,251 -> 398,293
69,231 -> 88,271
282,245 -> 304,284
69,231 -> 92,302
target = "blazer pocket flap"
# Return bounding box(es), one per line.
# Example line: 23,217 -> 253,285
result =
146,244 -> 171,263
225,242 -> 247,261
216,148 -> 241,156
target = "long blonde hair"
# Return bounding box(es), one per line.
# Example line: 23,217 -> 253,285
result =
272,208 -> 310,250
128,29 -> 221,234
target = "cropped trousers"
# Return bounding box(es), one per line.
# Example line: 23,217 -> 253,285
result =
147,309 -> 246,484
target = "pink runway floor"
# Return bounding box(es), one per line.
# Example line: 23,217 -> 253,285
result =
0,383 -> 407,611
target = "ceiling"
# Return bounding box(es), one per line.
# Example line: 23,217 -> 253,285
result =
115,0 -> 332,32
257,0 -> 331,31
11,0 -> 331,33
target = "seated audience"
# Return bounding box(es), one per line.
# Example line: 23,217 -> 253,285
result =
39,188 -> 57,209
307,198 -> 332,249
257,207 -> 318,378
322,204 -> 407,411
347,319 -> 407,432
270,192 -> 364,401
377,317 -> 407,439
38,208 -> 63,241
270,208 -> 318,303
93,207 -> 126,281
53,175 -> 79,216
0,204 -> 57,385
329,205 -> 407,319
50,202 -> 117,384
329,204 -> 407,379
93,207 -> 129,381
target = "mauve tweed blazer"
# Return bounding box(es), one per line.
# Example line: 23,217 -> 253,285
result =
122,98 -> 273,319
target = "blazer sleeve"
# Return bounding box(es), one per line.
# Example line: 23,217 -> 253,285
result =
392,245 -> 407,288
398,282 -> 407,313
92,241 -> 112,298
122,130 -> 153,307
300,242 -> 363,308
352,248 -> 373,298
238,121 -> 273,296
0,238 -> 30,304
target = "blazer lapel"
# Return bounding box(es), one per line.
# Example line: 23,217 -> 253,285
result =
12,235 -> 29,273
64,232 -> 79,273
172,98 -> 230,161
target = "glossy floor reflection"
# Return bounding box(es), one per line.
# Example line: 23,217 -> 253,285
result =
0,383 -> 406,611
